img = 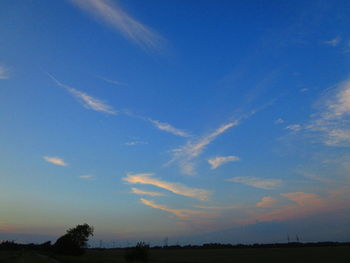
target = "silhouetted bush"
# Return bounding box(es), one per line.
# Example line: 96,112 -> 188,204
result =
0,240 -> 52,251
54,223 -> 94,256
124,241 -> 150,263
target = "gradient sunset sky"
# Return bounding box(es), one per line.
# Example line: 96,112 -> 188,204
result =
1,0 -> 350,246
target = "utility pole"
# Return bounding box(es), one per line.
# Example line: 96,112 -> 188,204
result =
163,237 -> 168,248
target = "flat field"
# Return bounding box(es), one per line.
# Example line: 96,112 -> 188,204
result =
1,246 -> 350,263
54,246 -> 350,263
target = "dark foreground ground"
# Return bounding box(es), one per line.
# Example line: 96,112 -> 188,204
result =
1,246 -> 350,263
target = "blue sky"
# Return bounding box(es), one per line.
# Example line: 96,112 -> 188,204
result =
1,0 -> 350,246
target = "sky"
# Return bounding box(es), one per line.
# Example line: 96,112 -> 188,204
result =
1,0 -> 350,246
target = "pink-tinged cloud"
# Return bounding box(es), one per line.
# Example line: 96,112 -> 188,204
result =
131,187 -> 165,197
256,197 -> 278,208
0,222 -> 15,233
43,156 -> 67,166
243,191 -> 350,224
140,198 -> 218,221
281,192 -> 324,207
123,173 -> 210,201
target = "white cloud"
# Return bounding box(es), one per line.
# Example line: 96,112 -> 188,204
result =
227,176 -> 281,190
285,124 -> 302,132
170,121 -> 238,175
131,187 -> 165,196
47,73 -> 117,115
149,119 -> 189,137
140,198 -> 217,221
98,76 -> 125,86
306,79 -> 350,146
67,87 -> 117,115
256,196 -> 278,208
275,118 -> 284,124
79,175 -> 94,180
208,155 -> 240,169
325,36 -> 341,47
69,0 -> 163,50
43,156 -> 67,166
0,65 -> 10,79
123,173 -> 210,201
125,141 -> 148,146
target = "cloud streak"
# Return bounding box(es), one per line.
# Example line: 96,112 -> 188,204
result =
140,198 -> 217,221
47,73 -> 117,115
227,176 -> 281,190
208,155 -> 240,169
131,187 -> 165,197
149,119 -> 190,137
170,121 -> 239,175
285,124 -> 302,132
124,111 -> 190,137
125,141 -> 148,146
43,156 -> 67,166
123,173 -> 210,201
69,0 -> 163,50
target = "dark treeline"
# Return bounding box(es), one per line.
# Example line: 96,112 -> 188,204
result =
150,241 -> 350,249
156,241 -> 350,249
0,240 -> 52,251
2,240 -> 350,251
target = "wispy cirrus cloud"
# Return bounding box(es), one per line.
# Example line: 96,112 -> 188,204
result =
47,73 -> 117,115
123,173 -> 210,201
43,156 -> 67,166
48,74 -> 189,137
125,141 -> 148,146
149,119 -> 190,137
79,175 -> 94,180
325,36 -> 341,47
208,155 -> 240,169
306,79 -> 350,146
123,111 -> 190,137
140,198 -> 217,221
170,121 -> 239,175
256,196 -> 278,208
69,0 -> 163,50
131,187 -> 165,197
227,176 -> 281,190
275,118 -> 284,124
285,124 -> 302,132
98,76 -> 125,86
0,65 -> 10,79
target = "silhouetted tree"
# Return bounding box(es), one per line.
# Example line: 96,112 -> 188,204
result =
124,241 -> 150,263
54,223 -> 94,256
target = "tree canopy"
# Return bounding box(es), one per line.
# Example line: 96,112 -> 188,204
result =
55,223 -> 94,255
